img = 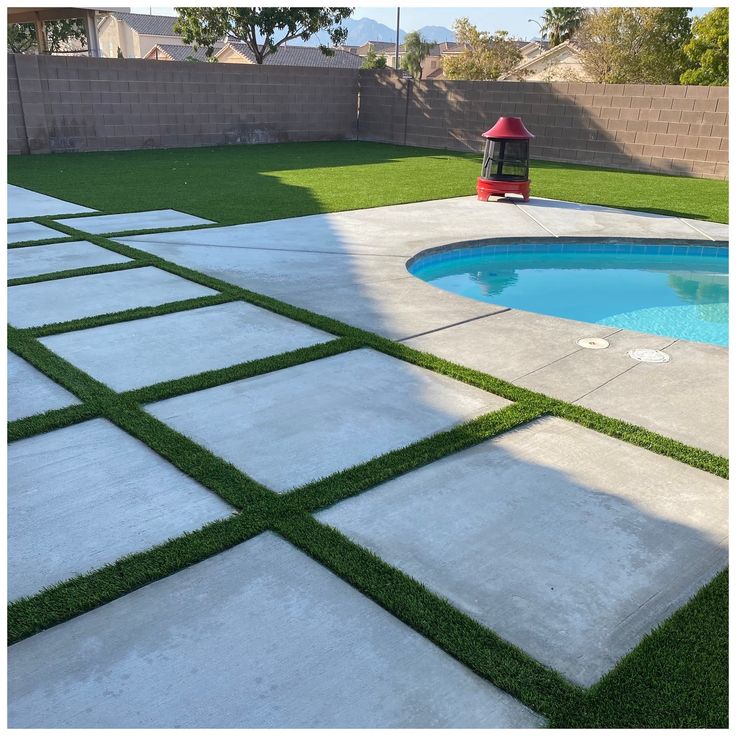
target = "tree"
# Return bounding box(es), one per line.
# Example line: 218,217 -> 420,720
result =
8,18 -> 87,54
360,46 -> 387,69
174,7 -> 353,64
680,7 -> 728,86
575,7 -> 692,84
400,31 -> 434,79
540,7 -> 588,47
7,23 -> 36,53
442,18 -> 522,81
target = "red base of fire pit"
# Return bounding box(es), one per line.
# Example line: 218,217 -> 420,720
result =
476,177 -> 531,202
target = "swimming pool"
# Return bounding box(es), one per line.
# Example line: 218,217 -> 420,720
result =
408,240 -> 729,347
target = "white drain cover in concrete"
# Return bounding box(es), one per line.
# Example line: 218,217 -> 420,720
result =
8,351 -> 80,421
8,185 -> 96,218
8,240 -> 131,280
8,533 -> 544,728
8,266 -> 217,328
55,209 -> 214,234
577,337 -> 609,350
316,416 -> 728,686
146,348 -> 509,492
628,348 -> 671,363
8,222 -> 64,244
40,301 -> 335,392
8,418 -> 233,601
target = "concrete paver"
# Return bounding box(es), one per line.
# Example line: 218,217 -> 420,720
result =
56,209 -> 214,234
146,348 -> 509,492
8,240 -> 131,280
8,418 -> 233,601
8,266 -> 217,328
317,416 -> 728,686
8,533 -> 545,729
8,221 -> 64,243
8,351 -> 80,421
8,185 -> 96,218
40,301 -> 334,391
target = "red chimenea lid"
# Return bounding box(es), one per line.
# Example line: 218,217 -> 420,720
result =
482,116 -> 535,140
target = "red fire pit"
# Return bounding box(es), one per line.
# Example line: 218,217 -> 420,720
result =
477,116 -> 534,202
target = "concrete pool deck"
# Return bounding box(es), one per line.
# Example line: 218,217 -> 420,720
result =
119,196 -> 728,455
7,189 -> 729,728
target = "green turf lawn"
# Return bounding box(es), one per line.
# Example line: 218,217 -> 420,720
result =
8,140 -> 728,225
8,140 -> 729,727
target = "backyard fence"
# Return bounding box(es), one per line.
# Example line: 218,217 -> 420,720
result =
8,53 -> 728,180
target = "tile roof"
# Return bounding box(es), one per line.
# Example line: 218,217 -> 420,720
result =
111,11 -> 179,37
150,44 -> 210,62
224,43 -> 363,69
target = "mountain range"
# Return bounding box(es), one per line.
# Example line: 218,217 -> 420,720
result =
290,17 -> 455,47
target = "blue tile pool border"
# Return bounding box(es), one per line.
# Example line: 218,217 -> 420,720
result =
406,237 -> 729,272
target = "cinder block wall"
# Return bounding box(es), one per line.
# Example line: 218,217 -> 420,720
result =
8,53 -> 358,154
358,70 -> 728,179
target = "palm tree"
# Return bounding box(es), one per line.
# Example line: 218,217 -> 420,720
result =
400,31 -> 435,79
540,7 -> 588,47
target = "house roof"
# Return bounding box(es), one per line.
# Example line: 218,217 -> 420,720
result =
500,40 -> 579,79
147,43 -> 209,62
218,43 -> 363,69
111,11 -> 179,37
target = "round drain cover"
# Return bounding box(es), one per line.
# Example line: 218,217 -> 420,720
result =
577,337 -> 609,350
628,348 -> 671,363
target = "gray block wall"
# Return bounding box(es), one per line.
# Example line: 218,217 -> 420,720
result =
7,54 -> 728,180
8,53 -> 358,154
358,70 -> 728,179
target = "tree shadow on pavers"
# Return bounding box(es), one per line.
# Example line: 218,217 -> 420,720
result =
6,141 -> 480,226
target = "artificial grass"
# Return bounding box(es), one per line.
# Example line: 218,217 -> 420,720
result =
7,207 -> 728,726
8,141 -> 728,225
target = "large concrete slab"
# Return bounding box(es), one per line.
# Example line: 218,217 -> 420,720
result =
8,533 -> 544,728
8,221 -> 64,244
55,209 -> 214,234
577,339 -> 729,456
40,301 -> 335,392
8,266 -> 217,328
8,418 -> 233,601
147,349 -> 509,492
404,309 -> 619,381
317,417 -> 728,686
8,240 -> 131,279
115,237 -> 501,339
514,328 -> 675,402
117,236 -> 413,293
7,351 -> 80,421
514,198 -> 719,240
679,217 -> 729,241
119,197 -> 549,257
8,184 -> 96,218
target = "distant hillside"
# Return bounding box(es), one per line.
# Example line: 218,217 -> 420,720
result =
415,25 -> 455,43
343,17 -> 405,45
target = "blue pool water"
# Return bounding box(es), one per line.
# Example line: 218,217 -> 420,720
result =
409,242 -> 729,346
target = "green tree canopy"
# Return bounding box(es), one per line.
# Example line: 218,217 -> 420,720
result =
575,7 -> 692,84
8,18 -> 87,54
680,7 -> 728,86
540,7 -> 588,47
442,18 -> 522,81
400,31 -> 434,79
360,46 -> 387,69
174,7 -> 354,63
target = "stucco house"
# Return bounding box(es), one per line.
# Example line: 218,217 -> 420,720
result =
143,44 -> 209,63
501,41 -> 592,82
97,11 -> 225,59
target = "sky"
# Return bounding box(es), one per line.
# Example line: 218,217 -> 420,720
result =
142,5 -> 713,41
